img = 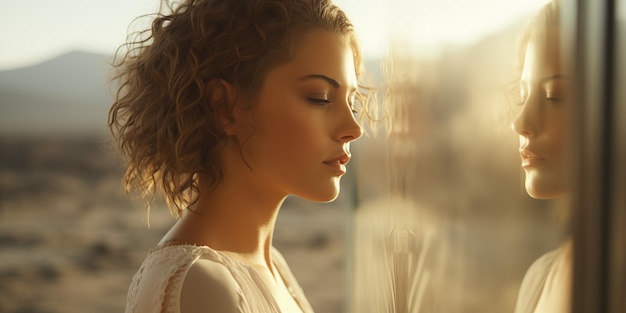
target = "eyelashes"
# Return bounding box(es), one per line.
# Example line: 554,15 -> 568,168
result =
505,78 -> 566,108
305,96 -> 360,113
513,90 -> 564,106
306,97 -> 332,105
545,91 -> 564,103
545,96 -> 564,104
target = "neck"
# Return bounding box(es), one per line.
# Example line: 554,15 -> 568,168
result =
161,138 -> 290,274
173,156 -> 287,273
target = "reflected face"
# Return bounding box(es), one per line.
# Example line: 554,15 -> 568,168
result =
243,30 -> 363,202
511,31 -> 568,199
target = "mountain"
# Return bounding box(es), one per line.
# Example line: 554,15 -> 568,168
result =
0,50 -> 384,138
0,51 -> 114,137
0,18 -> 524,138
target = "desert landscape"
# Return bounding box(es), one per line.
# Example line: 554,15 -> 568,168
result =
0,133 -> 566,313
0,15 -> 568,312
0,136 -> 355,313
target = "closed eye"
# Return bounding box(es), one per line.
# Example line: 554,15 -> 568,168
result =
306,97 -> 332,105
545,96 -> 564,103
545,91 -> 565,103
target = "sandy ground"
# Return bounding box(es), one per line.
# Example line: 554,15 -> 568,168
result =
0,137 -> 353,313
0,137 -> 566,313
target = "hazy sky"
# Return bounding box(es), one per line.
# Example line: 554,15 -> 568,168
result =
0,0 -> 548,70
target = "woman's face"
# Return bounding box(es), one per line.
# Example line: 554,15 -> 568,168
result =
512,31 -> 568,199
240,30 -> 363,202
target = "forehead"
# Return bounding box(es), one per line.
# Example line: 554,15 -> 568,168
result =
265,30 -> 357,87
521,29 -> 562,81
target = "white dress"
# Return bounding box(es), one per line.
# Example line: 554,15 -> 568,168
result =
124,245 -> 315,313
514,240 -> 572,313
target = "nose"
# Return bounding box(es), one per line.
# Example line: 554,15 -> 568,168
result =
336,105 -> 363,143
511,95 -> 540,138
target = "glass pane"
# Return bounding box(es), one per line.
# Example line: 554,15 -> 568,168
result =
345,0 -> 571,312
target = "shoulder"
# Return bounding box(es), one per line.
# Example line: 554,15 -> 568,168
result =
270,246 -> 288,267
179,254 -> 242,313
126,245 -> 243,313
524,248 -> 562,284
514,248 -> 562,313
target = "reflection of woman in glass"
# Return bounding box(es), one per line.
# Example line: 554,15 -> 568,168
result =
511,1 -> 571,312
109,0 -> 371,312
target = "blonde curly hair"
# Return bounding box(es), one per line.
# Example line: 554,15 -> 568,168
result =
108,0 -> 373,217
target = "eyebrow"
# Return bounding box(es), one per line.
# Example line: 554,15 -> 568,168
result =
298,74 -> 340,88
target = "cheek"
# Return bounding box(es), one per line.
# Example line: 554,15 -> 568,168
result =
254,102 -> 327,160
276,114 -> 315,141
548,110 -> 569,156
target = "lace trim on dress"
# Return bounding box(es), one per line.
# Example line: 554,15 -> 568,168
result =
125,244 -> 313,313
126,245 -> 249,313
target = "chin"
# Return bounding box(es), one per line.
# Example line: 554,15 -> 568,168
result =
526,188 -> 558,199
308,189 -> 340,203
298,182 -> 341,203
524,176 -> 566,199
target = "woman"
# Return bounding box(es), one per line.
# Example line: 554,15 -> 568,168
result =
511,1 -> 572,312
108,0 -> 372,312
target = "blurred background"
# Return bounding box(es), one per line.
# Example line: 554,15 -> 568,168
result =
0,0 -> 569,312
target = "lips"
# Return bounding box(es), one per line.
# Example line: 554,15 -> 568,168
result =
324,153 -> 351,165
323,153 -> 350,174
519,148 -> 545,168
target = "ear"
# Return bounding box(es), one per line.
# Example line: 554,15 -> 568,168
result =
206,79 -> 238,135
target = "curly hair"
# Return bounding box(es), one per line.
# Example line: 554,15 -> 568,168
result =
108,0 -> 374,218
